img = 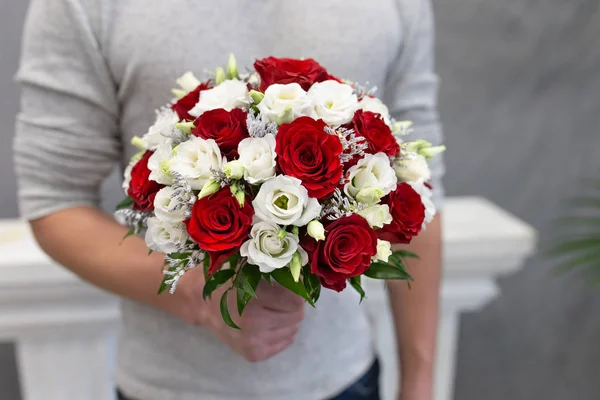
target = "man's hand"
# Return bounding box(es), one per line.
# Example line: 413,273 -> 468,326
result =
172,269 -> 305,362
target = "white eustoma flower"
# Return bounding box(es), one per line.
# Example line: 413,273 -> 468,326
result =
359,96 -> 391,125
358,204 -> 393,229
373,239 -> 392,263
188,79 -> 250,117
307,220 -> 326,241
148,142 -> 174,185
122,151 -> 144,195
145,218 -> 188,254
142,108 -> 179,150
345,153 -> 397,205
240,221 -> 307,273
237,134 -> 277,184
253,175 -> 322,226
153,186 -> 191,223
257,83 -> 314,123
175,72 -> 201,94
394,154 -> 431,183
170,137 -> 224,190
409,179 -> 436,226
308,80 -> 358,126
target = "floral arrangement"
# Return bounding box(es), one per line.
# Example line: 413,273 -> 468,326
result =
116,54 -> 445,328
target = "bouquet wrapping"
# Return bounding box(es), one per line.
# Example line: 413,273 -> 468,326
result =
116,54 -> 445,328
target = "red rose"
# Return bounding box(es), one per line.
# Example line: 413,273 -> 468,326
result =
352,110 -> 399,157
127,150 -> 164,212
302,214 -> 378,292
378,183 -> 426,244
171,81 -> 212,121
275,117 -> 343,199
186,187 -> 254,275
192,108 -> 249,160
254,57 -> 338,92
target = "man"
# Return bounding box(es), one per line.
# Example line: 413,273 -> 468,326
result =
14,0 -> 444,399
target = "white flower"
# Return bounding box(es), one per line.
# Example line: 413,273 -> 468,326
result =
409,179 -> 436,227
223,160 -> 245,180
359,96 -> 391,125
257,83 -> 314,123
307,220 -> 325,241
240,221 -> 307,273
121,151 -> 144,195
345,153 -> 397,205
253,175 -> 322,226
142,108 -> 179,150
373,239 -> 392,263
189,79 -> 250,117
170,137 -> 224,190
308,80 -> 358,126
394,154 -> 431,183
153,187 -> 191,223
145,218 -> 188,254
358,205 -> 393,228
173,71 -> 201,97
148,142 -> 174,185
238,134 -> 277,184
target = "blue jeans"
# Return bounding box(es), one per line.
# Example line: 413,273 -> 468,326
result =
117,360 -> 379,400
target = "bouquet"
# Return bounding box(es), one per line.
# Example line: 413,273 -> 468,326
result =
116,54 -> 445,328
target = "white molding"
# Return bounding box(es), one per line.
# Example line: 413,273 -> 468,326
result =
0,197 -> 536,400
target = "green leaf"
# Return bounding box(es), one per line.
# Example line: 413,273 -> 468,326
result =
350,276 -> 366,303
203,269 -> 236,300
303,270 -> 322,304
220,290 -> 240,329
148,249 -> 154,256
203,253 -> 210,278
547,235 -> 600,256
121,228 -> 135,244
262,272 -> 273,284
157,262 -> 176,295
364,261 -> 413,280
236,286 -> 253,316
390,250 -> 420,260
236,264 -> 261,298
271,268 -> 314,306
168,252 -> 192,260
115,196 -> 134,211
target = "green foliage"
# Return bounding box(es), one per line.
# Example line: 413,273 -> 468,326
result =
235,264 -> 261,315
115,196 -> 134,211
203,269 -> 236,300
271,268 -> 315,307
220,290 -> 240,330
363,251 -> 414,281
548,182 -> 600,282
350,276 -> 365,303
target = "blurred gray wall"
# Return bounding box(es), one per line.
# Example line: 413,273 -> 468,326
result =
1,1 -> 599,399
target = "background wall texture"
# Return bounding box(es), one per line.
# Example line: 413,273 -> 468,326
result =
1,1 -> 599,399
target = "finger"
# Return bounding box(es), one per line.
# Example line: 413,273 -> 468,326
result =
242,306 -> 304,331
264,324 -> 301,345
261,337 -> 295,360
255,283 -> 305,312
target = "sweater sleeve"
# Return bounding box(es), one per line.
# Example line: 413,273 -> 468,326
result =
13,0 -> 121,220
383,0 -> 446,208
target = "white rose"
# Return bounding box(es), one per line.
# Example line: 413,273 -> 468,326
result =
153,187 -> 191,223
148,142 -> 174,185
142,108 -> 179,150
189,79 -> 250,117
409,179 -> 436,226
257,83 -> 314,123
145,218 -> 188,254
345,153 -> 397,205
170,137 -> 224,190
358,204 -> 393,229
308,80 -> 358,126
359,96 -> 391,125
394,154 -> 431,183
238,134 -> 277,184
373,239 -> 392,263
240,221 -> 306,273
253,175 -> 322,226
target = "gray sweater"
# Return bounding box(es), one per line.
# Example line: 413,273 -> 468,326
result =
14,0 -> 444,399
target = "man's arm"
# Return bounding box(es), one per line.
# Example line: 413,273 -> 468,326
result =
388,214 -> 442,400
